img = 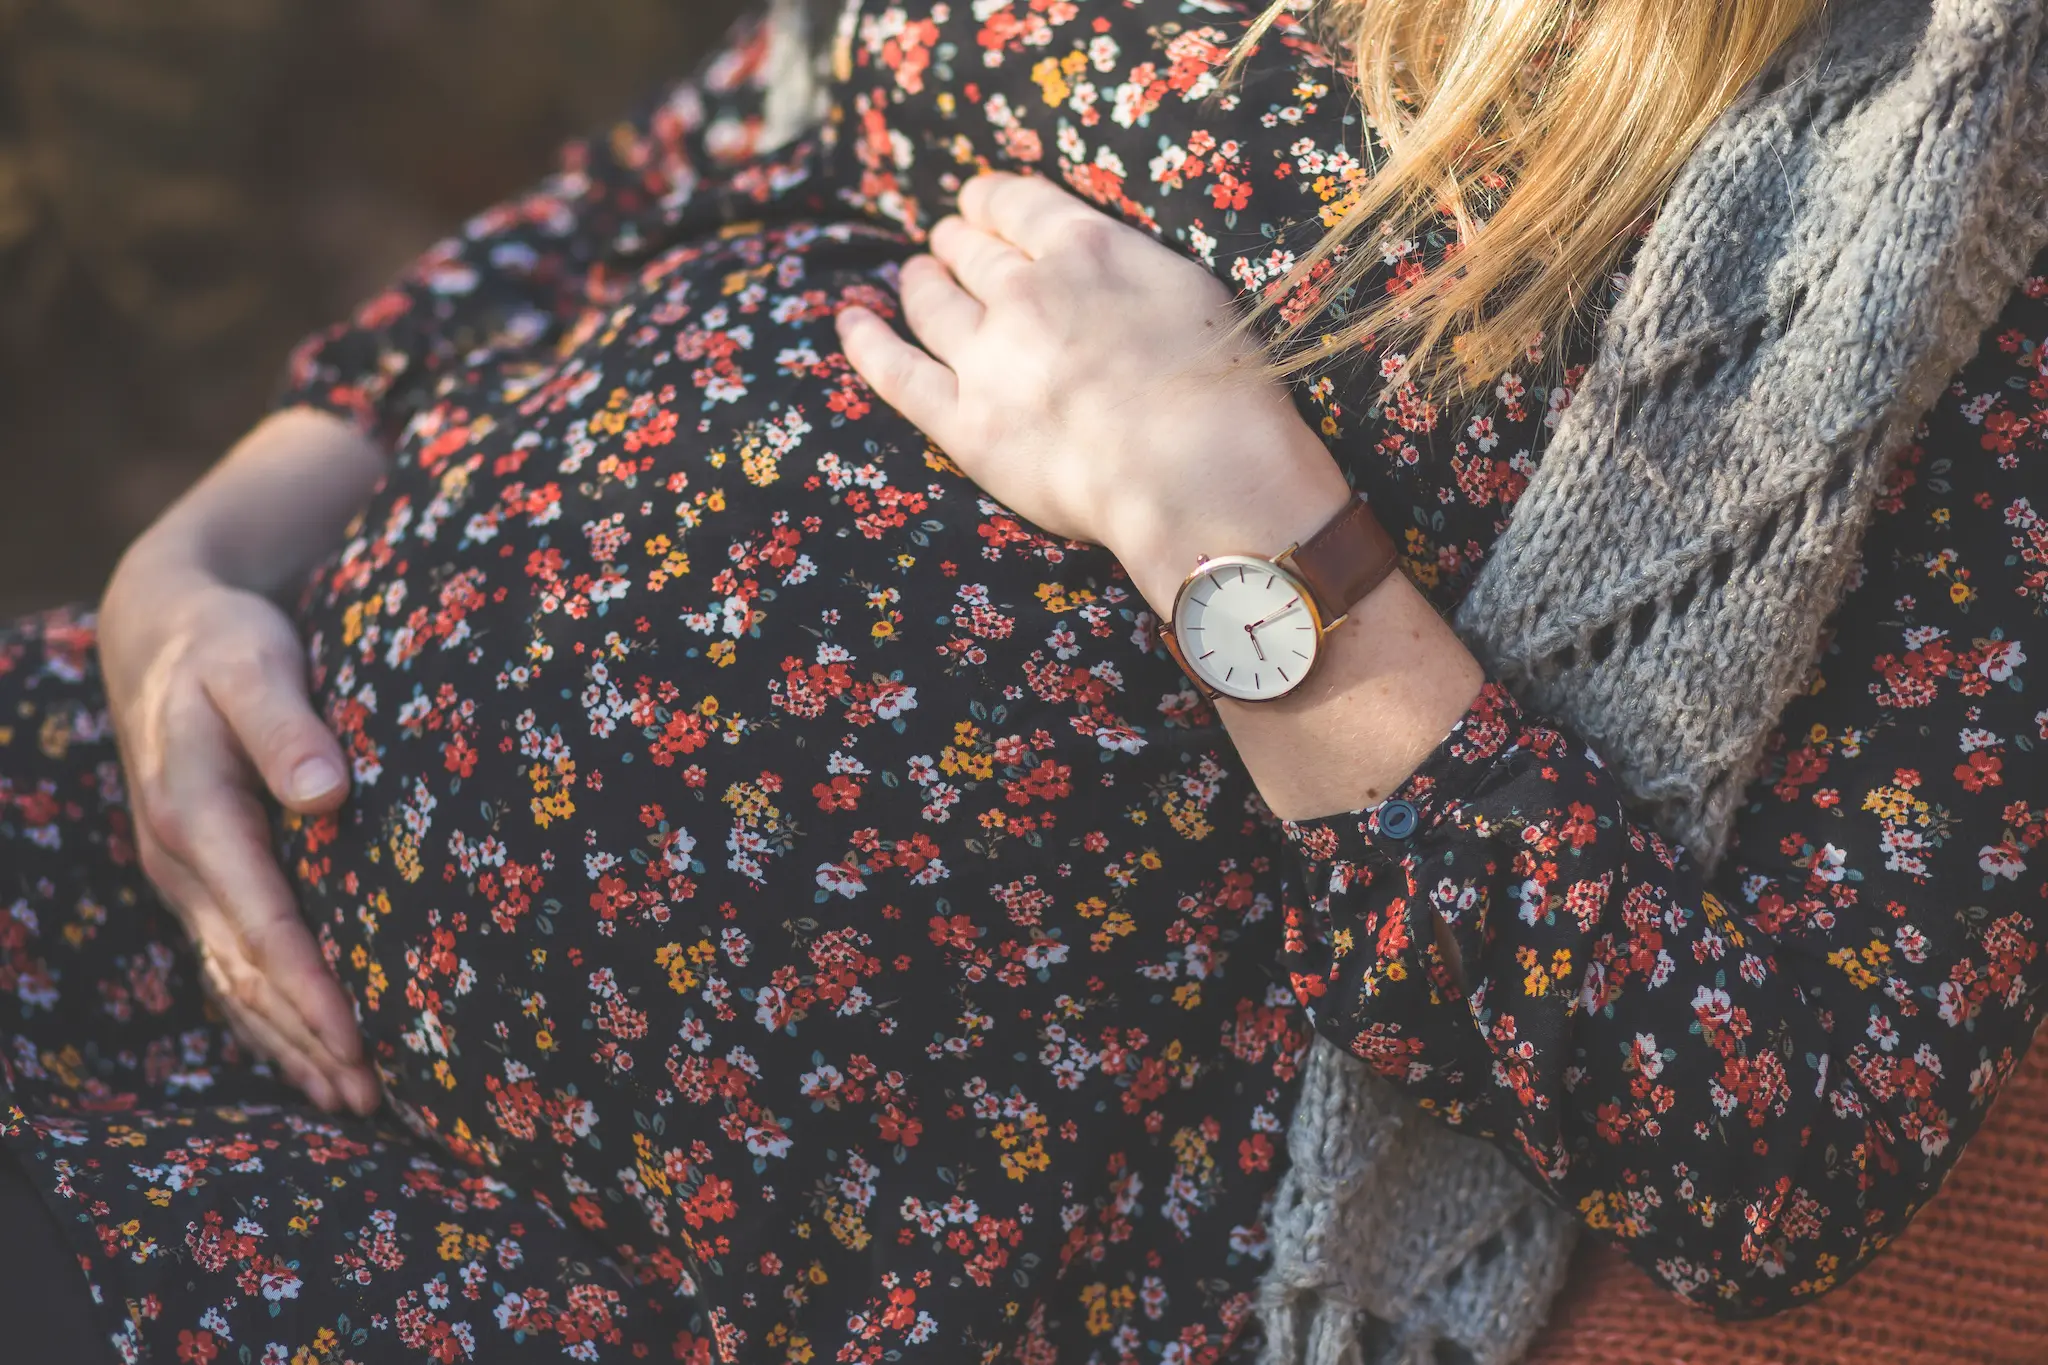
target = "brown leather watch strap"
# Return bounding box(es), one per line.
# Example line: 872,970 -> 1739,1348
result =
1279,494 -> 1399,626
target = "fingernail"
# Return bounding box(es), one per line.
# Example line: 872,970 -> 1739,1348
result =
289,757 -> 345,804
344,1070 -> 382,1114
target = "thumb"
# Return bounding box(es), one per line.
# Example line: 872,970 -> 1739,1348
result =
204,649 -> 350,815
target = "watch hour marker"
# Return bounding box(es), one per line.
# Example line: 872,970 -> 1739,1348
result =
1277,667 -> 1289,682
1198,650 -> 1215,659
1224,668 -> 1235,681
1293,648 -> 1310,659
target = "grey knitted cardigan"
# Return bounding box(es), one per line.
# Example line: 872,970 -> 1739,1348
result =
1259,1 -> 2048,1362
756,0 -> 2048,1360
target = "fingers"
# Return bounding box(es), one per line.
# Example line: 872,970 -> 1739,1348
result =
896,253 -> 984,366
110,585 -> 377,1114
836,302 -> 959,444
927,215 -> 1030,303
176,783 -> 369,1072
206,945 -> 338,1110
158,659 -> 365,1075
142,701 -> 371,1079
222,963 -> 378,1114
958,170 -> 1095,258
202,622 -> 349,815
147,839 -> 378,1113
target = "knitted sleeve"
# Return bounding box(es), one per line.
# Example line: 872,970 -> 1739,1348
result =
274,2 -> 827,446
1278,268 -> 2048,1318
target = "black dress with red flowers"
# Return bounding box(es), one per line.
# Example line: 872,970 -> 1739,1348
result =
4,2 -> 2048,1361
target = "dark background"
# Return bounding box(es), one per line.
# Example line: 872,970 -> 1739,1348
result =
0,0 -> 748,616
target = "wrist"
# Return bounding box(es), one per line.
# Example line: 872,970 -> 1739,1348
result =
98,544 -> 217,699
1110,425 -> 1355,617
105,520 -> 222,620
142,408 -> 385,598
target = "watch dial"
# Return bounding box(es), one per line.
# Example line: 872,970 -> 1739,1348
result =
1171,557 -> 1320,701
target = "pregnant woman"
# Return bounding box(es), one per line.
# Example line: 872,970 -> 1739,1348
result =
5,0 -> 2048,1361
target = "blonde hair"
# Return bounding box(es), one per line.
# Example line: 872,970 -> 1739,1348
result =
1238,0 -> 1826,386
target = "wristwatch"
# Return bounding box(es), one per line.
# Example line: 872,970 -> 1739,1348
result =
1160,494 -> 1399,702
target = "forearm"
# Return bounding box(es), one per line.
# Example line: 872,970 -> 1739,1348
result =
115,407 -> 386,600
1117,416 -> 1484,822
89,405 -> 387,1116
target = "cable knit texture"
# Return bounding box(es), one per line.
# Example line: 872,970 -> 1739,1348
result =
1258,2 -> 2048,1362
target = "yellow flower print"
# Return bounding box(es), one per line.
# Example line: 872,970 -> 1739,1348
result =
1034,582 -> 1097,613
1089,909 -> 1136,952
529,756 -> 578,827
1030,50 -> 1086,105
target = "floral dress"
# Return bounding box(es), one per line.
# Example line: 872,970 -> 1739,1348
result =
3,1 -> 2048,1362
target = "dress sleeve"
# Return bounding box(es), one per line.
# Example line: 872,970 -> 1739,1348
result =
1278,262 -> 2048,1317
276,3 -> 827,444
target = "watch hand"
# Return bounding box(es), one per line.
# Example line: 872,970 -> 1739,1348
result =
1244,623 -> 1267,661
1245,598 -> 1303,633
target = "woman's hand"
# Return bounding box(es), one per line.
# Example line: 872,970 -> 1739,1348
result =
835,170 -> 1354,613
838,172 -> 1484,823
97,408 -> 389,1114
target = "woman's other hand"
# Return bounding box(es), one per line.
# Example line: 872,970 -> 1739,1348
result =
835,170 -> 1353,614
98,408 -> 389,1114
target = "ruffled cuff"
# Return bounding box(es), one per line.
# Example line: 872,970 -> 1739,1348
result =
269,279 -> 466,449
1276,678 -> 1532,1105
1281,676 -> 1528,875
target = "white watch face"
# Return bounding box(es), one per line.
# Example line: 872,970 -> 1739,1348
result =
1171,556 -> 1322,702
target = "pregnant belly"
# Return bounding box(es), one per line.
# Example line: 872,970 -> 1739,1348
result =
283,220 -> 1308,1352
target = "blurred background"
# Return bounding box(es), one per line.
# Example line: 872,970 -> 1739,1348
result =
0,0 -> 747,616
